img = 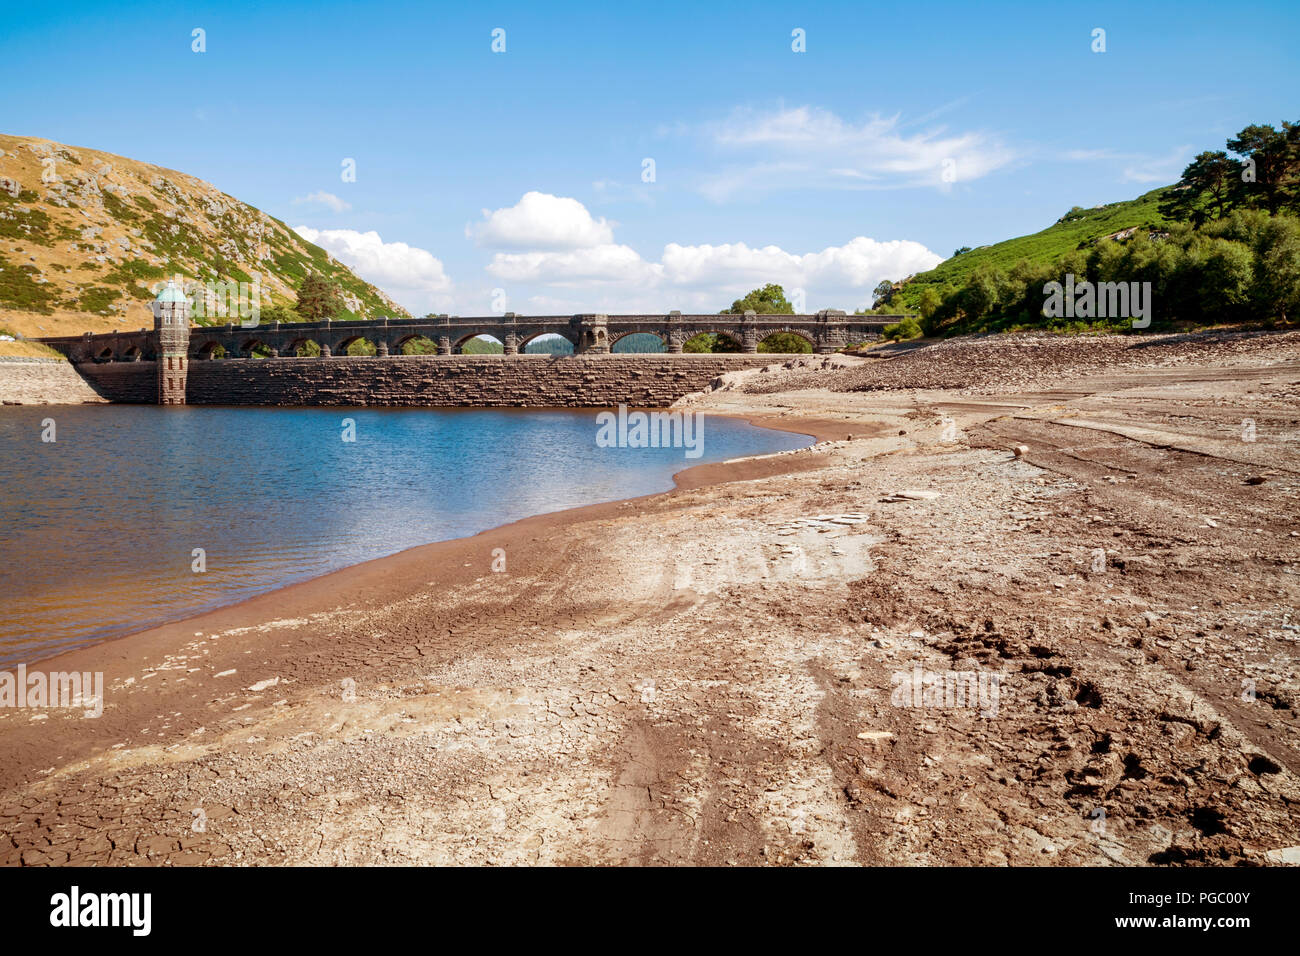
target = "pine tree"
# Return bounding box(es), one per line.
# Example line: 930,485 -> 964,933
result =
294,273 -> 344,321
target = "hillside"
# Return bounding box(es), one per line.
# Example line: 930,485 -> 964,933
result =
892,186 -> 1174,310
0,133 -> 407,342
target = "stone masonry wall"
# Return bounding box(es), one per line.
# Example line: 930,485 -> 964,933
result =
64,354 -> 780,407
65,361 -> 157,403
0,359 -> 111,405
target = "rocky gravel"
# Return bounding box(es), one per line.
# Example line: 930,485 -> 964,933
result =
741,329 -> 1300,395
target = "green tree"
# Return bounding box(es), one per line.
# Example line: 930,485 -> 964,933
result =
872,279 -> 895,307
1160,151 -> 1238,224
722,283 -> 794,314
683,332 -> 742,353
1227,123 -> 1299,214
711,283 -> 801,352
956,264 -> 1001,319
758,332 -> 812,353
295,272 -> 344,321
1250,213 -> 1300,321
882,316 -> 922,341
259,302 -> 300,325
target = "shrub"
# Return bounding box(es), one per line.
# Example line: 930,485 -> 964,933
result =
882,316 -> 923,341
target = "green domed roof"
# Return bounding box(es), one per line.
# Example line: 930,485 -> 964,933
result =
154,281 -> 189,303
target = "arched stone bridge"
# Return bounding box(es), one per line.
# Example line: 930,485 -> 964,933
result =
39,311 -> 900,362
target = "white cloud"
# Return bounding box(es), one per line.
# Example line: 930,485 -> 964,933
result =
698,105 -> 1016,200
293,226 -> 452,314
1060,145 -> 1191,185
661,238 -> 942,294
292,191 -> 352,213
1122,146 -> 1192,184
487,243 -> 661,285
468,191 -> 615,249
481,194 -> 941,312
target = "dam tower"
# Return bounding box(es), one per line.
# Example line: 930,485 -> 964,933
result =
151,280 -> 191,405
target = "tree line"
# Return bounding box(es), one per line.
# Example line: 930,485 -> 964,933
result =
879,119 -> 1300,338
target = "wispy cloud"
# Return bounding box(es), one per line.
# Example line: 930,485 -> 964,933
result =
1122,146 -> 1192,184
292,191 -> 351,213
696,105 -> 1016,201
1059,145 -> 1192,184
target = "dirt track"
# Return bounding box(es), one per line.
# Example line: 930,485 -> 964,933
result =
2,332 -> 1298,865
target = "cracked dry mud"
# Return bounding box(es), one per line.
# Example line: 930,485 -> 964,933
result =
1,335 -> 1298,866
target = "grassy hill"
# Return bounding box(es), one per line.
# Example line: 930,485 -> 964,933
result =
892,186 -> 1174,310
0,133 -> 406,345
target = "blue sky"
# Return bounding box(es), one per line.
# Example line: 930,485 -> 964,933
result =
3,0 -> 1297,314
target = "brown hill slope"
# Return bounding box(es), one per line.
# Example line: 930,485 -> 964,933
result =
0,133 -> 407,341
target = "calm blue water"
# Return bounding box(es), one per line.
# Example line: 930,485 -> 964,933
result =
0,406 -> 809,664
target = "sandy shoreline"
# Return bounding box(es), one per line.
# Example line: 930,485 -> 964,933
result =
3,335 -> 1299,866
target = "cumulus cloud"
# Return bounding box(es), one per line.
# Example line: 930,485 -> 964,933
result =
661,238 -> 942,294
487,243 -> 660,285
292,191 -> 351,213
698,105 -> 1016,200
481,196 -> 941,312
293,226 -> 452,314
468,191 -> 615,249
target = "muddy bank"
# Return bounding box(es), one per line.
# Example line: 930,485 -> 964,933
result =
1,332 -> 1298,866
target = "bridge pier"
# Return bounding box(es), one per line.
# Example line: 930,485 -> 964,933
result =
572,314 -> 610,354
741,312 -> 759,353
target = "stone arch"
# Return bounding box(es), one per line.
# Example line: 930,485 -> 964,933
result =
393,333 -> 437,355
610,331 -> 667,353
94,346 -> 115,362
334,335 -> 377,356
519,331 -> 575,354
757,328 -> 815,353
454,332 -> 504,354
194,340 -> 226,360
121,344 -> 143,362
285,337 -> 322,357
682,330 -> 742,353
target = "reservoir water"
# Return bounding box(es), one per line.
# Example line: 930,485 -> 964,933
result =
0,405 -> 810,665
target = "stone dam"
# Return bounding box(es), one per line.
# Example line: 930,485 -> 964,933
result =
11,308 -> 901,407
